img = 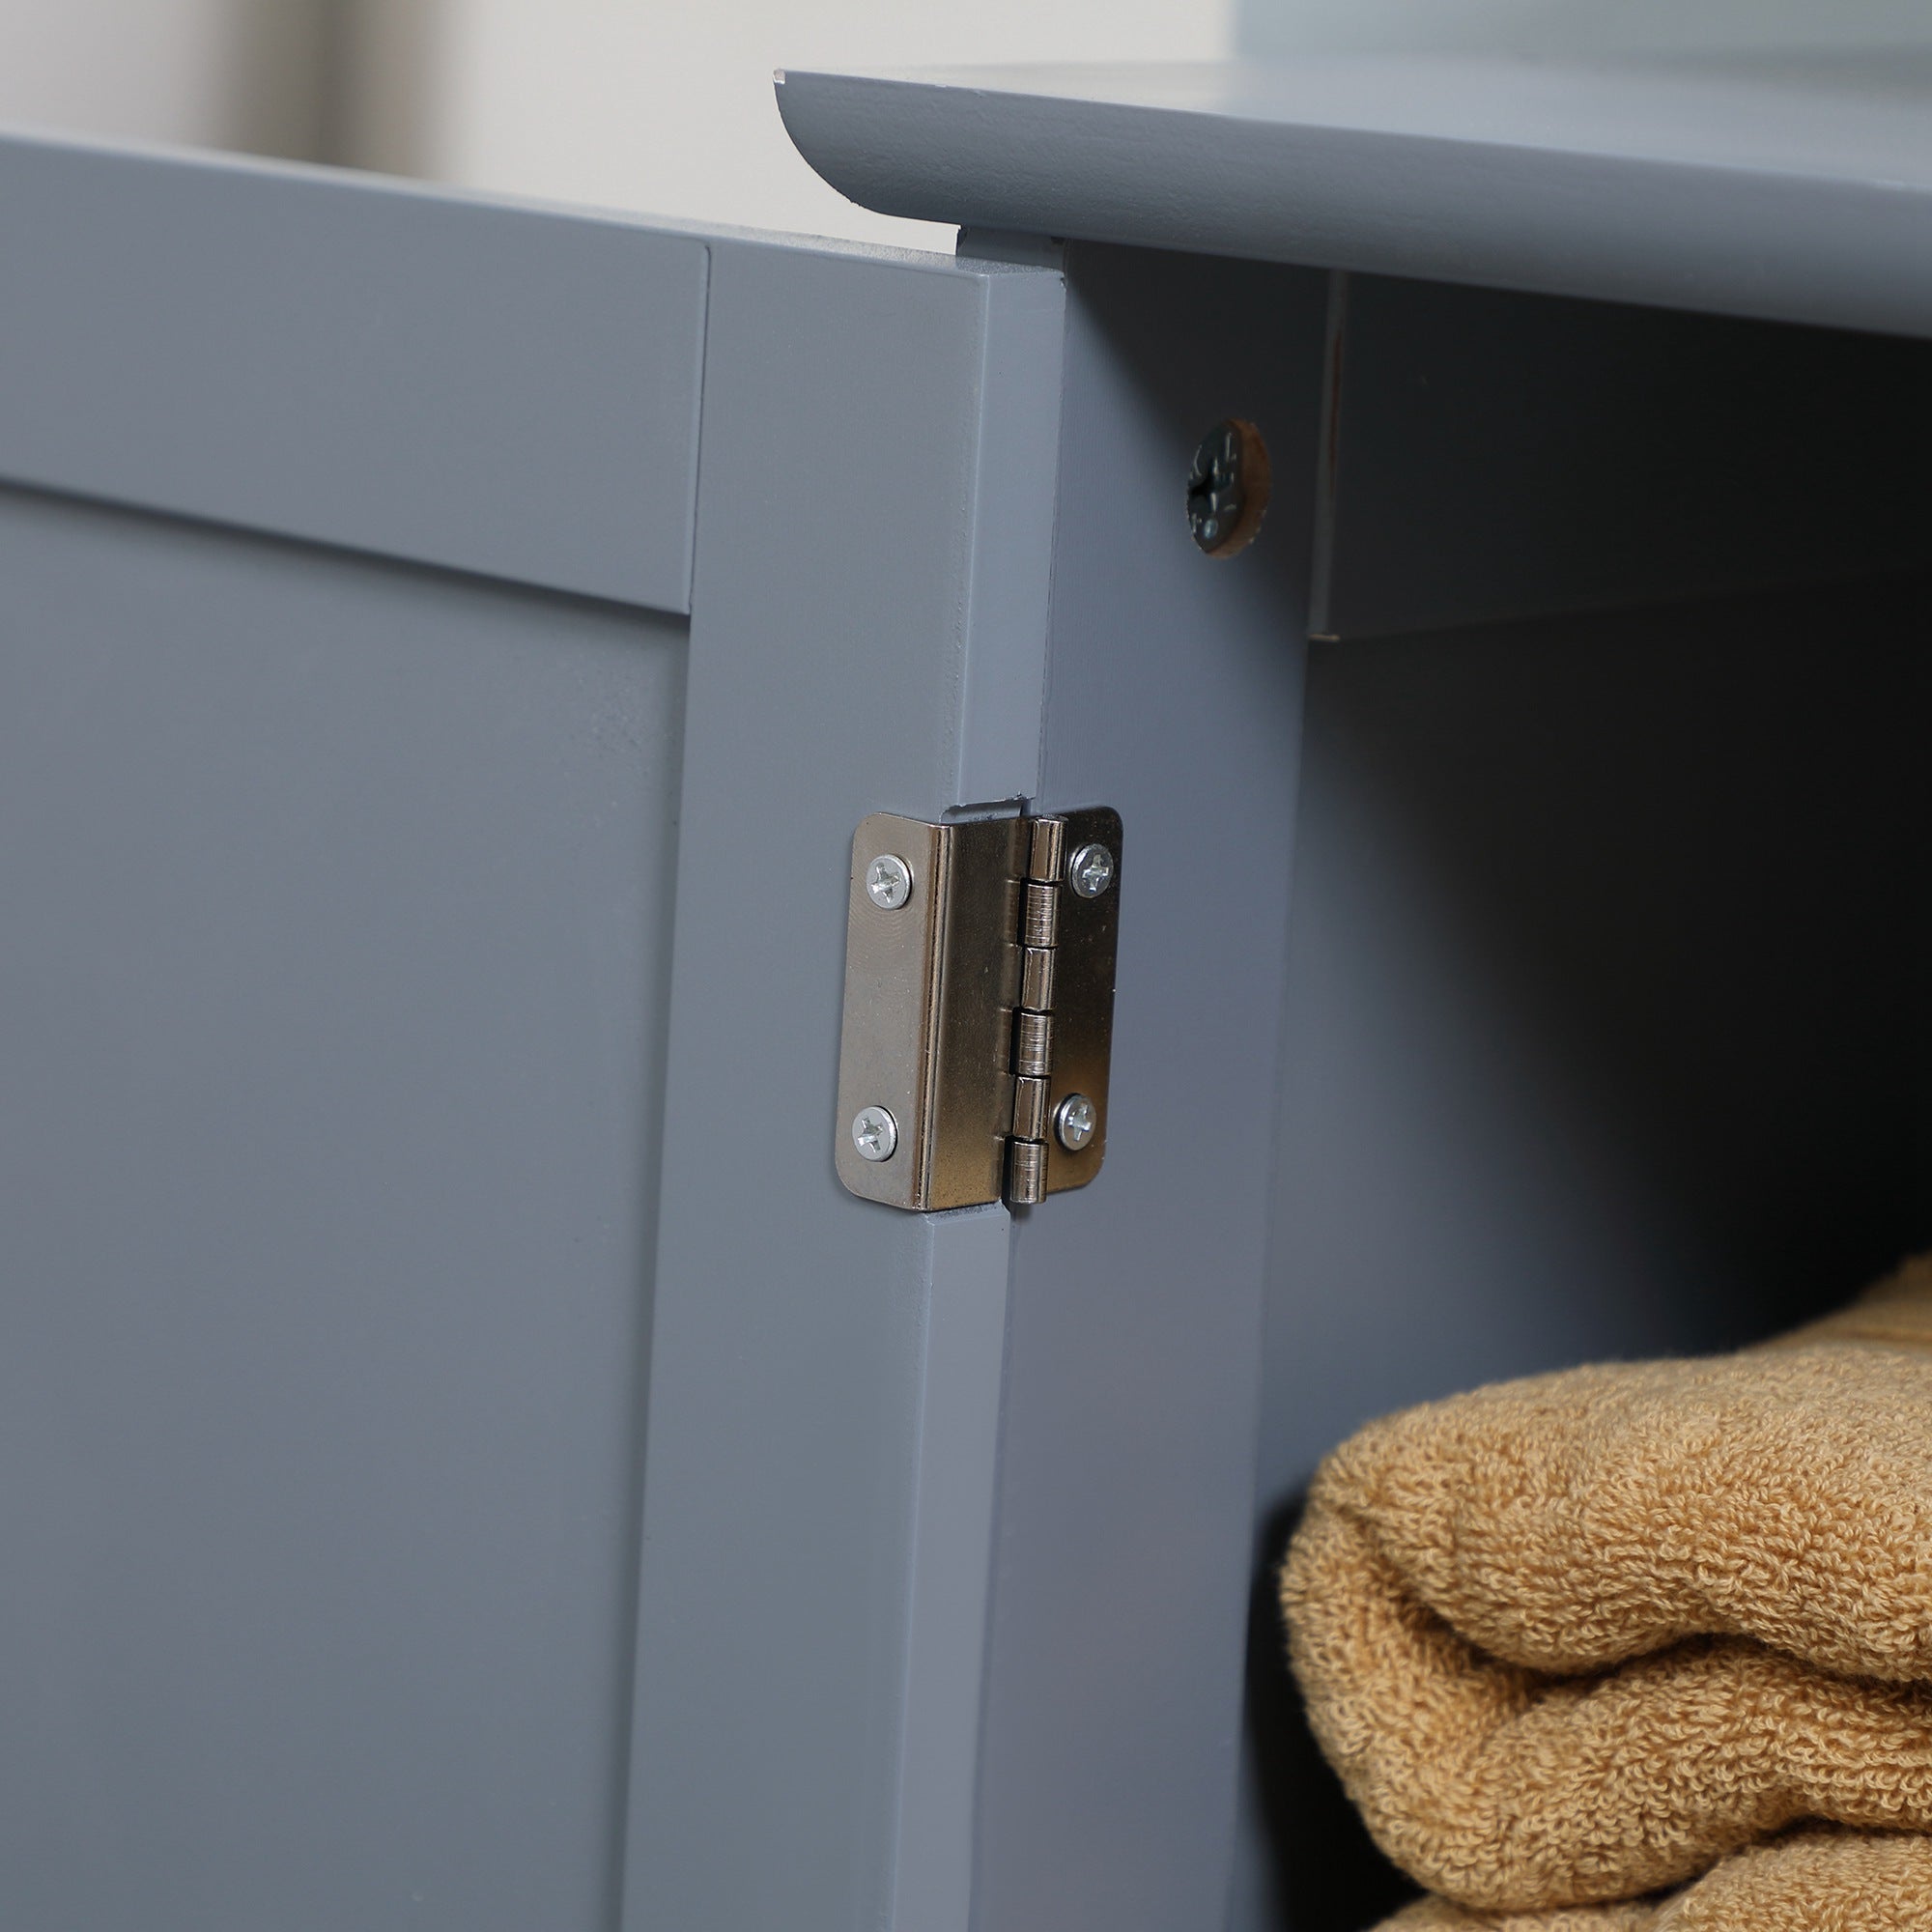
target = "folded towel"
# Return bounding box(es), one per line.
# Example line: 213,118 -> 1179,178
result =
1280,1257 -> 1932,1916
1376,1828 -> 1932,1929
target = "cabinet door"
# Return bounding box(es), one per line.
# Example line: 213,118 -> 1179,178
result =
0,130 -> 708,1932
0,135 -> 1320,1932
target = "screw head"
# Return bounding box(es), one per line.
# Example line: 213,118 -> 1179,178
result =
1186,418 -> 1270,558
1068,842 -> 1115,898
851,1105 -> 898,1162
1055,1093 -> 1098,1151
1187,421 -> 1243,553
866,854 -> 913,910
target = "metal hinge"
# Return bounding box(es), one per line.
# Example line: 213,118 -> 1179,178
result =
835,805 -> 1122,1212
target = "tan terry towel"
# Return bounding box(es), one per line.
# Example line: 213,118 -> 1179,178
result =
1280,1257 -> 1932,1918
1378,1829 -> 1932,1929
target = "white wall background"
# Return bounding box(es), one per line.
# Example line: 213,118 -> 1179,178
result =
0,0 -> 332,157
0,0 -> 1234,250
380,0 -> 1235,247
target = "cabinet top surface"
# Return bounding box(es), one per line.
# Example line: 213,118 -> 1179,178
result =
778,53 -> 1932,336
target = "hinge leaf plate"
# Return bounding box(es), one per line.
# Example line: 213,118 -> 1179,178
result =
835,806 -> 1122,1212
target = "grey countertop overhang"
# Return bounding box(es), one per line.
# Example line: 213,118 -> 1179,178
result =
777,55 -> 1932,336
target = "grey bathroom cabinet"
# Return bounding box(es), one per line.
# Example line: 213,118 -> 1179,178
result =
1,53 -> 1928,1932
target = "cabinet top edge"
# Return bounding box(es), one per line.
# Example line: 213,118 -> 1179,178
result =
778,55 -> 1932,337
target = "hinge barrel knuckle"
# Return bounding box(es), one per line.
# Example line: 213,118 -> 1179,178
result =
1008,1139 -> 1047,1206
1013,1009 -> 1053,1080
1020,945 -> 1056,1013
1027,815 -> 1066,883
1021,881 -> 1059,950
1011,1075 -> 1049,1141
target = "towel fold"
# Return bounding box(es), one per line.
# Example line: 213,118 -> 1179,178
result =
1376,1828 -> 1932,1929
1280,1257 -> 1932,1917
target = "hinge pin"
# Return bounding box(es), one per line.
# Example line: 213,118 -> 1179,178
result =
1005,816 -> 1072,1206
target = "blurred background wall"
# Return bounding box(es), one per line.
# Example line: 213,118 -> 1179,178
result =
0,1 -> 1923,249
0,0 -> 1233,249
0,1 -> 337,160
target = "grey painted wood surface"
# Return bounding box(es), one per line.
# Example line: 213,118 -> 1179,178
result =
975,243 -> 1327,1932
1233,0 -> 1932,59
0,487 -> 684,1930
0,131 -> 708,611
11,90 -> 1926,1932
619,240 -> 1065,1932
779,55 -> 1932,337
1234,574 -> 1932,1928
0,119 -> 1091,1931
1313,272 -> 1932,639
1266,578 -> 1932,1481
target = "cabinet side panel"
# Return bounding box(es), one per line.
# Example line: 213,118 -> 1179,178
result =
976,246 -> 1329,1932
